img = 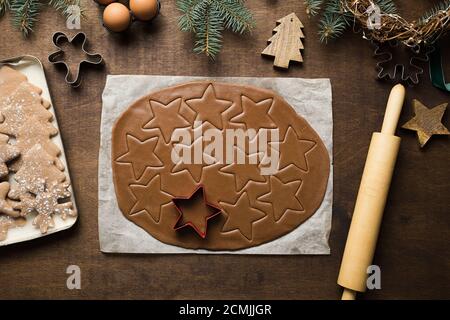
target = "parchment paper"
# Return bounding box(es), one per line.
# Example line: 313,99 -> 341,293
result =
99,75 -> 333,254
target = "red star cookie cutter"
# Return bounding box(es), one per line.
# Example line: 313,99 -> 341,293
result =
172,185 -> 222,239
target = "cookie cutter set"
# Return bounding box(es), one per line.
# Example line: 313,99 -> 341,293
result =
0,55 -> 78,246
48,32 -> 103,88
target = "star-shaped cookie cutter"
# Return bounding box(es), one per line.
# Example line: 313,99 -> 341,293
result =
172,185 -> 222,239
373,41 -> 433,86
48,32 -> 103,88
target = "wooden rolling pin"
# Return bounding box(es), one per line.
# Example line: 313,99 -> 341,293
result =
338,84 -> 406,300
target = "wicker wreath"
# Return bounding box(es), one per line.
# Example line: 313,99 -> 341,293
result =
343,0 -> 450,47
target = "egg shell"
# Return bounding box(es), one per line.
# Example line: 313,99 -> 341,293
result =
130,0 -> 158,21
96,0 -> 115,5
103,3 -> 131,32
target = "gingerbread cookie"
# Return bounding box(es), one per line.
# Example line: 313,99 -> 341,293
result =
0,66 -> 76,238
8,117 -> 61,172
0,182 -> 20,218
112,82 -> 330,250
16,180 -> 76,233
9,144 -> 67,198
0,215 -> 15,241
0,76 -> 59,171
0,134 -> 20,178
0,82 -> 53,122
0,66 -> 28,99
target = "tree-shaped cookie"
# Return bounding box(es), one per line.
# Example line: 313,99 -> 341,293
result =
0,134 -> 20,178
9,144 -> 67,199
0,182 -> 22,240
8,144 -> 74,233
15,180 -> 76,233
0,182 -> 20,218
10,118 -> 62,172
0,216 -> 15,241
0,67 -> 76,237
262,12 -> 305,69
0,81 -> 61,171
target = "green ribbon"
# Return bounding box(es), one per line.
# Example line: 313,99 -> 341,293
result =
429,45 -> 450,92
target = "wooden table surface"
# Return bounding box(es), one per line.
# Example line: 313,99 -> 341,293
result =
0,0 -> 449,300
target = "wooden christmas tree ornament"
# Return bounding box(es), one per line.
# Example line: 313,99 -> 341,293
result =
401,99 -> 450,147
262,12 -> 305,69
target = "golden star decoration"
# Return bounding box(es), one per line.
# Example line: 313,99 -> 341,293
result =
402,99 -> 450,147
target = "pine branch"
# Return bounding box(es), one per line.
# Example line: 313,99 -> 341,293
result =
420,0 -> 450,24
313,0 -> 397,43
304,0 -> 324,16
177,0 -> 255,59
318,12 -> 347,43
193,2 -> 223,59
10,0 -> 41,37
212,0 -> 254,34
317,0 -> 348,42
48,0 -> 84,18
323,0 -> 352,25
177,0 -> 203,32
376,0 -> 397,14
0,0 -> 9,18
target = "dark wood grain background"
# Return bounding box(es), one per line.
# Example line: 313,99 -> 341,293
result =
0,0 -> 449,299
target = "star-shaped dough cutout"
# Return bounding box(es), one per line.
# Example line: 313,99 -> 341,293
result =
220,147 -> 266,192
129,175 -> 173,223
172,137 -> 216,183
173,185 -> 222,238
257,176 -> 304,222
116,134 -> 163,179
219,192 -> 265,240
230,96 -> 276,131
185,84 -> 233,129
144,98 -> 191,143
401,99 -> 449,147
267,127 -> 316,172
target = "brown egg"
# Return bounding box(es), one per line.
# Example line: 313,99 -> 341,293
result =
95,0 -> 115,5
130,0 -> 159,21
103,3 -> 131,32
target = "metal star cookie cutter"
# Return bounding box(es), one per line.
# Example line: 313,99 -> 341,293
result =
373,41 -> 433,86
48,32 -> 103,88
172,185 -> 222,239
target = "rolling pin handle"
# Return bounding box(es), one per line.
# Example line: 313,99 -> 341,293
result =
341,288 -> 356,300
381,84 -> 406,135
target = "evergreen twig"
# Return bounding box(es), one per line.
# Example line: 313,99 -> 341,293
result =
48,0 -> 84,18
213,0 -> 255,34
318,12 -> 347,43
0,0 -> 10,18
177,0 -> 203,32
420,0 -> 450,24
318,0 -> 350,42
304,0 -> 323,16
193,1 -> 223,58
1,0 -> 84,37
10,0 -> 41,37
177,0 -> 255,59
305,0 -> 398,43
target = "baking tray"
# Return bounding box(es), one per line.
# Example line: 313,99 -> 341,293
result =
0,55 -> 78,246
